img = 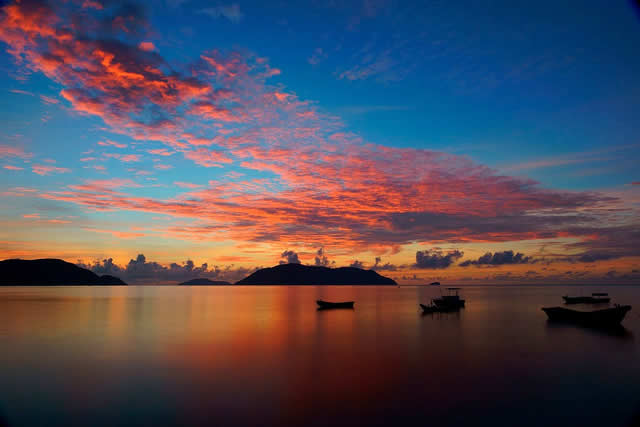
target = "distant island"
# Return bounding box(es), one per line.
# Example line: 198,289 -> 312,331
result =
179,278 -> 231,285
0,259 -> 127,286
235,263 -> 397,285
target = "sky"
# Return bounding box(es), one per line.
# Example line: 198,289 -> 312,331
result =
0,0 -> 639,284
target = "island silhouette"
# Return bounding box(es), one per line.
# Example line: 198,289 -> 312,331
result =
235,263 -> 397,285
0,259 -> 398,286
0,259 -> 127,285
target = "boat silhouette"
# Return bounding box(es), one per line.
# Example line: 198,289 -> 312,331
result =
420,302 -> 460,314
562,292 -> 610,304
433,287 -> 465,309
542,304 -> 631,327
316,300 -> 354,309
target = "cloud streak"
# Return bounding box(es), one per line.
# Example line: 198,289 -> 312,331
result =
78,254 -> 257,284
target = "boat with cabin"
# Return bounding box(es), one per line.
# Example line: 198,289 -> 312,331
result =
562,292 -> 610,304
432,288 -> 465,309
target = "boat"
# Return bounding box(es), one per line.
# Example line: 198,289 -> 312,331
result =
420,302 -> 459,314
429,281 -> 441,286
562,292 -> 610,304
433,288 -> 465,309
541,304 -> 631,327
316,300 -> 354,309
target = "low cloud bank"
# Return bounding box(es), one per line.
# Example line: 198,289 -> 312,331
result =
459,250 -> 533,267
78,254 -> 257,284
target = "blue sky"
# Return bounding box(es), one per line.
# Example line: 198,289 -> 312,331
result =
0,0 -> 639,283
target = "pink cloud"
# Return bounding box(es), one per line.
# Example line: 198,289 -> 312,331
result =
154,164 -> 173,170
3,165 -> 24,170
81,0 -> 103,9
32,164 -> 70,175
98,140 -> 127,148
0,144 -> 31,159
3,0 -> 634,257
174,181 -> 203,189
120,154 -> 141,162
148,148 -> 175,156
138,41 -> 156,52
69,178 -> 140,193
184,148 -> 232,167
39,94 -> 59,104
10,89 -> 34,96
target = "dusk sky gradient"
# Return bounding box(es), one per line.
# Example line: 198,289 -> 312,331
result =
1,0 -> 639,284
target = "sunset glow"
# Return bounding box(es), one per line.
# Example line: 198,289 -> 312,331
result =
1,0 -> 639,284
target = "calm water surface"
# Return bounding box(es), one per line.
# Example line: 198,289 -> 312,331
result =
1,285 -> 639,426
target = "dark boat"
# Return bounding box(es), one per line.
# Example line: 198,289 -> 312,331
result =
316,300 -> 354,309
542,304 -> 631,327
433,288 -> 465,309
420,303 -> 459,314
562,292 -> 610,304
430,281 -> 441,286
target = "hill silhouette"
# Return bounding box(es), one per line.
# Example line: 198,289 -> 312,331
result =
235,263 -> 397,285
0,259 -> 127,285
179,278 -> 231,285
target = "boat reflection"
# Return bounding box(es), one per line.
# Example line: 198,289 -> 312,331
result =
545,320 -> 634,341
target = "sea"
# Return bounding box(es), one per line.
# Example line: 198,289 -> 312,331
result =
1,285 -> 639,427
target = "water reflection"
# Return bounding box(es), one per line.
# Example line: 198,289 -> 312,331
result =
545,320 -> 634,341
0,285 -> 639,427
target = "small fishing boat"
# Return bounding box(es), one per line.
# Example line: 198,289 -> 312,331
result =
542,304 -> 631,327
433,288 -> 465,309
562,292 -> 610,304
316,300 -> 354,309
430,281 -> 441,286
420,302 -> 459,314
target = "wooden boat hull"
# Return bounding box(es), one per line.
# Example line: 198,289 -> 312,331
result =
316,300 -> 354,309
562,296 -> 610,304
542,305 -> 631,326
